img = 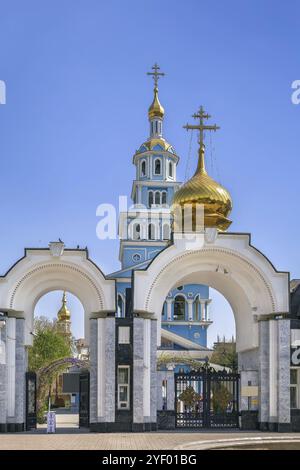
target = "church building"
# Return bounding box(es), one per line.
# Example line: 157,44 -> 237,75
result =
107,65 -> 213,360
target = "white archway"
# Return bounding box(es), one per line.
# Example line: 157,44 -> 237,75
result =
133,233 -> 289,352
0,247 -> 115,345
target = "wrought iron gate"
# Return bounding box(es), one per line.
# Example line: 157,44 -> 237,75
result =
79,371 -> 90,428
25,371 -> 37,430
175,367 -> 240,428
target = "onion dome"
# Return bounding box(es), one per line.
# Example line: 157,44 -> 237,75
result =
57,291 -> 71,322
172,144 -> 232,232
148,86 -> 165,120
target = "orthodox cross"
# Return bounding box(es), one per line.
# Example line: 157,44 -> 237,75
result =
183,105 -> 220,149
147,63 -> 165,88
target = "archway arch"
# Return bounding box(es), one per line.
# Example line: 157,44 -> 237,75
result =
133,233 -> 289,352
0,248 -> 115,345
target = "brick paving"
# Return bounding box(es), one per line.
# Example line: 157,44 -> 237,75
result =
0,431 -> 299,450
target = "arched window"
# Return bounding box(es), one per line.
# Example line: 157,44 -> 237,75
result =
161,302 -> 166,318
148,191 -> 154,207
169,162 -> 173,178
141,160 -> 146,177
117,294 -> 124,318
155,191 -> 161,205
154,159 -> 161,175
162,191 -> 167,205
174,295 -> 185,321
133,223 -> 140,240
163,223 -> 170,240
148,223 -> 156,240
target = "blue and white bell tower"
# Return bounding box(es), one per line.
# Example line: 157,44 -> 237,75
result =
108,64 -> 213,352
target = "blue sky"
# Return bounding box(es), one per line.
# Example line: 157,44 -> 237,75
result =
0,1 -> 299,343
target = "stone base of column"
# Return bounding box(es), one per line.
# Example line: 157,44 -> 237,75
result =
291,410 -> 300,431
0,423 -> 24,433
89,422 -> 157,433
240,411 -> 259,430
157,410 -> 176,430
258,421 -> 292,432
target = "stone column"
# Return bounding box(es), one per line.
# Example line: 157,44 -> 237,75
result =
258,317 -> 291,431
133,317 -> 157,430
0,320 -> 7,431
133,317 -> 144,425
15,319 -> 26,430
2,317 -> 26,432
258,319 -> 270,428
6,317 -> 16,421
269,319 -> 278,423
89,316 -> 115,429
277,319 -> 290,430
187,299 -> 194,321
150,319 -> 157,423
89,318 -> 98,424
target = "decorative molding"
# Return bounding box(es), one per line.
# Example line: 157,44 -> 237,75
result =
144,247 -> 276,312
9,263 -> 104,309
49,241 -> 65,257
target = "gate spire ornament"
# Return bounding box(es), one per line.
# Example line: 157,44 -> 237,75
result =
147,63 -> 165,120
183,105 -> 220,175
172,106 -> 233,232
147,63 -> 165,88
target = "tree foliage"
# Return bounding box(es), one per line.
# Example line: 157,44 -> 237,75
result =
211,383 -> 233,413
210,337 -> 238,371
28,316 -> 73,371
28,316 -> 75,422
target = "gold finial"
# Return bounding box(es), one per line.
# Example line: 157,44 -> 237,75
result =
147,64 -> 165,120
172,106 -> 232,232
147,63 -> 165,89
57,291 -> 71,321
183,106 -> 220,175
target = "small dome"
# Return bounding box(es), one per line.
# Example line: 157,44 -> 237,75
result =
148,87 -> 164,120
57,291 -> 71,322
172,146 -> 232,231
137,137 -> 175,154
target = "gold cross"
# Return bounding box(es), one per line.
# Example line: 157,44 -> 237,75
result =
183,105 -> 220,149
147,63 -> 165,88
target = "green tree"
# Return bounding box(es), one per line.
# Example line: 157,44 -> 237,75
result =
28,316 -> 74,422
211,383 -> 232,413
28,316 -> 73,371
210,337 -> 238,371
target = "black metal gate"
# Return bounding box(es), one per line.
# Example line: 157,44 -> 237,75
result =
79,371 -> 90,428
25,371 -> 37,430
175,367 -> 240,428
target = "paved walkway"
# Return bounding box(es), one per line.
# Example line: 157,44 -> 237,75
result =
38,413 -> 79,430
0,431 -> 300,450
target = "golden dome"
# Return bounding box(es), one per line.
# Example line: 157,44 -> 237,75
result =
57,291 -> 71,322
172,145 -> 232,231
148,87 -> 164,120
